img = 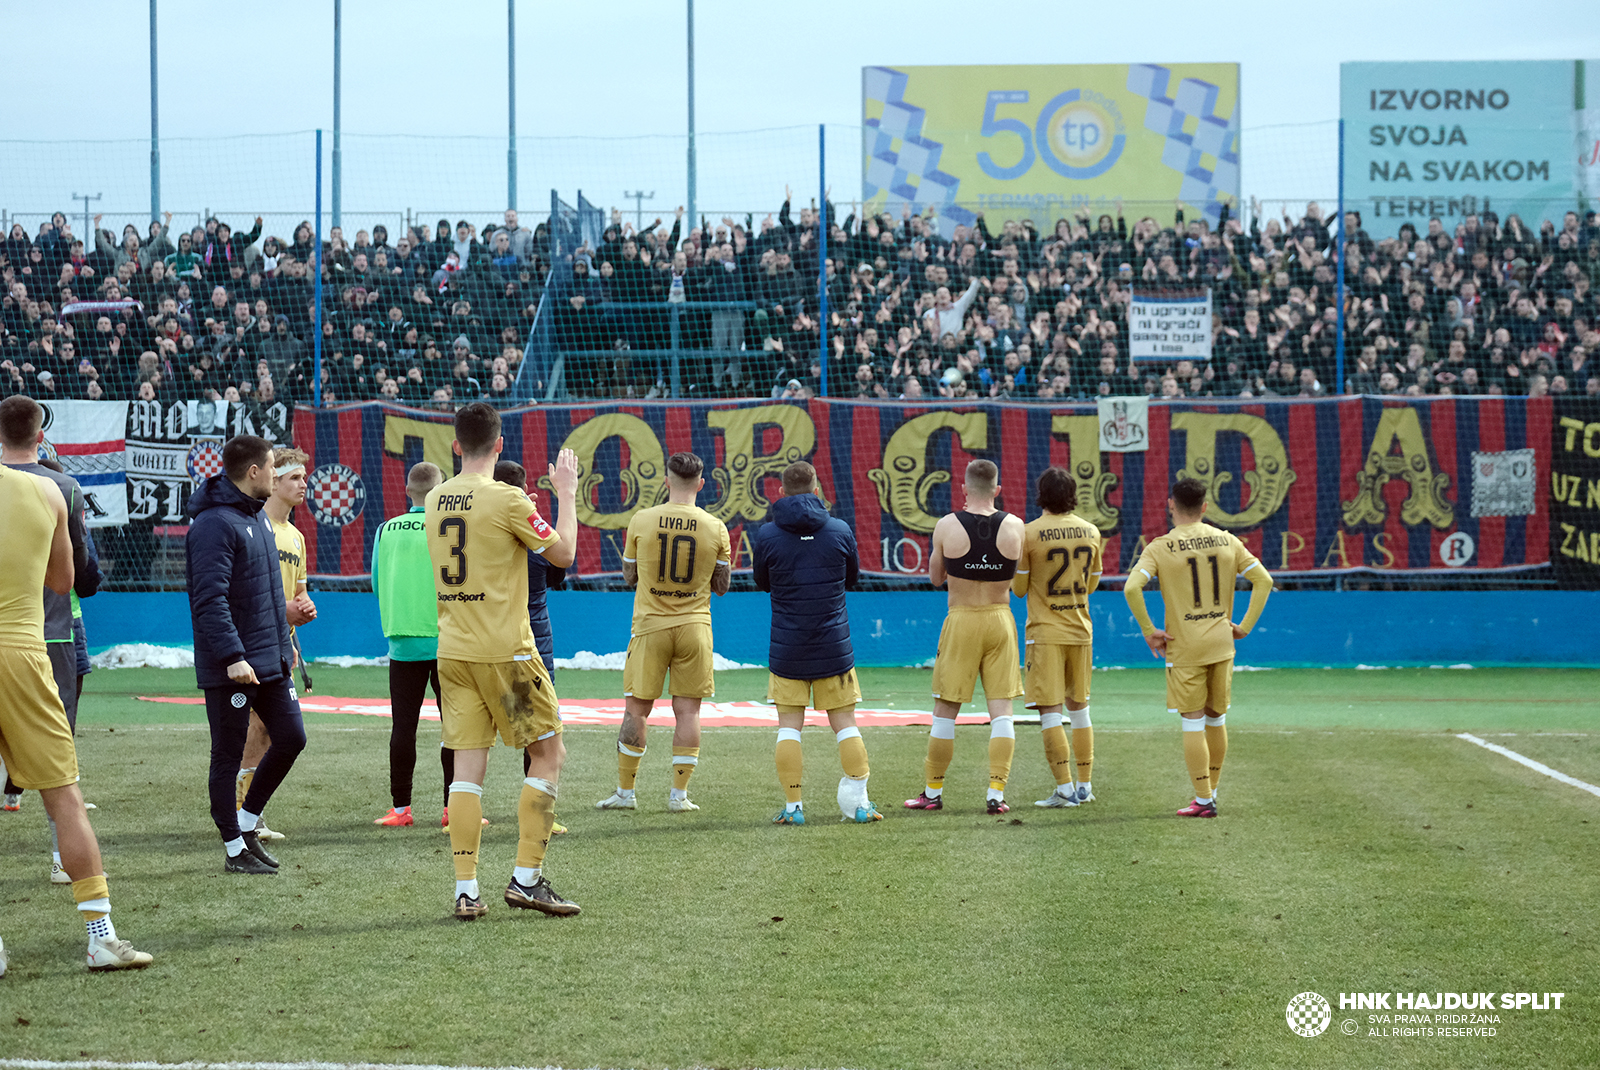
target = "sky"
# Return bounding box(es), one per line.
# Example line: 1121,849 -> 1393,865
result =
2,0 -> 1597,234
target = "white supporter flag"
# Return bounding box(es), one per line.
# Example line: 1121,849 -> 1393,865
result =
39,400 -> 130,527
1097,396 -> 1150,453
1129,289 -> 1212,361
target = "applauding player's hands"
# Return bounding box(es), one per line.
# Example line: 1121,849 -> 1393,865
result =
549,448 -> 579,498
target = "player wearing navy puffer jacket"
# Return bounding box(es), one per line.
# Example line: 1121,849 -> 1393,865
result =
185,436 -> 306,874
752,462 -> 880,824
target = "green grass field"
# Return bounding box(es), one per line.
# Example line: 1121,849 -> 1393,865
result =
2,666 -> 1597,1070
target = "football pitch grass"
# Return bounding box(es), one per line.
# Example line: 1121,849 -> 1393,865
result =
2,666 -> 1597,1070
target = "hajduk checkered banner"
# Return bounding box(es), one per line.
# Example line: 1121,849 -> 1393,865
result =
39,400 -> 130,527
1129,288 -> 1212,361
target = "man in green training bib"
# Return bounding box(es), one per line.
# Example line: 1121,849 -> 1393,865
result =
372,462 -> 450,828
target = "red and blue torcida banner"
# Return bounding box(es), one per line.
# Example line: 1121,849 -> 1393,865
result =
290,396 -> 1552,579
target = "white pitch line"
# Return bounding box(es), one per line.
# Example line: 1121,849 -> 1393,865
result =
0,1063 -> 659,1070
1456,734 -> 1600,799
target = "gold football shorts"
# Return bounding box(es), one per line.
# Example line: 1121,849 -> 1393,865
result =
623,622 -> 715,701
0,645 -> 79,790
1024,641 -> 1093,708
930,604 -> 1023,705
767,668 -> 862,712
439,657 -> 562,750
1166,659 -> 1233,715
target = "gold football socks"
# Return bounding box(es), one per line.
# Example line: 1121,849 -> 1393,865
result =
1039,712 -> 1073,786
988,715 -> 1015,799
516,777 -> 557,877
447,781 -> 484,883
617,743 -> 645,792
924,718 -> 955,797
1069,706 -> 1094,787
1204,712 -> 1227,794
1181,718 -> 1212,800
775,723 -> 804,805
835,723 -> 869,780
671,746 -> 700,795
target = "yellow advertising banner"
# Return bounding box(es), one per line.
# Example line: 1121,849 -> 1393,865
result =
862,63 -> 1240,230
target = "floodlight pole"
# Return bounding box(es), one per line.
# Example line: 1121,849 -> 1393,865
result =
623,190 -> 655,229
507,0 -> 517,210
149,0 -> 160,221
685,0 -> 696,237
332,0 -> 342,229
315,129 -> 325,408
818,124 -> 828,399
72,192 -> 101,249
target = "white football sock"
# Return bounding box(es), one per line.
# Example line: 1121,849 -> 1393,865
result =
455,878 -> 480,898
237,809 -> 260,833
224,836 -> 246,857
513,866 -> 539,886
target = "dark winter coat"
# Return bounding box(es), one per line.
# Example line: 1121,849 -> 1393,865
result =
184,474 -> 292,690
753,493 -> 858,680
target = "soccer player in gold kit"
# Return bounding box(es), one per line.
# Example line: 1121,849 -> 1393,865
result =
906,459 -> 1027,815
1124,477 -> 1273,817
1011,467 -> 1103,808
596,452 -> 731,813
426,403 -> 580,918
0,397 -> 152,972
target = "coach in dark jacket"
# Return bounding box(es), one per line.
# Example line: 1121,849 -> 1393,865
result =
753,461 -> 880,823
185,434 -> 306,874
753,478 -> 859,679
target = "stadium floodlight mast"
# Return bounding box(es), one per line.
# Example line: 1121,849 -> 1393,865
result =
685,0 -> 696,237
623,190 -> 655,229
72,193 -> 101,248
332,0 -> 342,229
507,0 -> 517,211
149,0 -> 159,221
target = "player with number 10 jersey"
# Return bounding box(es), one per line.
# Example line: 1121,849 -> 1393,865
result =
596,452 -> 731,814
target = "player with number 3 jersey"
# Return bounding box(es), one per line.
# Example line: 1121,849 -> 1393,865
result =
1124,477 -> 1273,818
426,403 -> 581,920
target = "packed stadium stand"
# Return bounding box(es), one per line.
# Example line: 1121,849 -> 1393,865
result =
5,200 -> 1598,408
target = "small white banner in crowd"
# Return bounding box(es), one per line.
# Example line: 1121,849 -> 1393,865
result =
40,400 -> 130,527
1098,397 -> 1150,453
1129,289 -> 1212,361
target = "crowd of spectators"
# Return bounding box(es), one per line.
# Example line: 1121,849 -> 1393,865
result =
0,209 -> 548,408
3,195 -> 1598,407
